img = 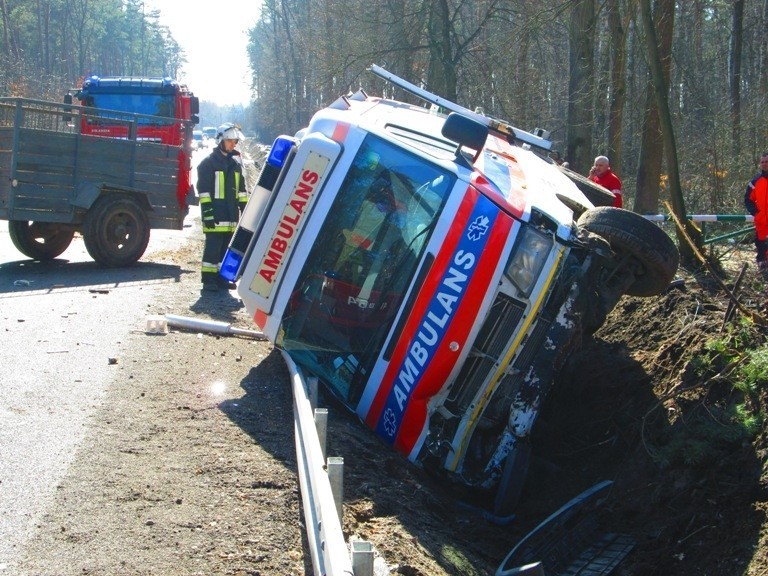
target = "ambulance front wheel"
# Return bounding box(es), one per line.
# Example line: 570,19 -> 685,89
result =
83,194 -> 150,267
578,207 -> 679,297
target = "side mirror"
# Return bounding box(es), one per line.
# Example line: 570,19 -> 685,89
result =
441,112 -> 488,166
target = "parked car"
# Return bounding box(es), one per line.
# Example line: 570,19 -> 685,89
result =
202,126 -> 217,142
191,129 -> 204,150
223,66 -> 679,518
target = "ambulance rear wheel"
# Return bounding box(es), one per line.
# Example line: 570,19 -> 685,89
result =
8,220 -> 75,260
83,194 -> 150,267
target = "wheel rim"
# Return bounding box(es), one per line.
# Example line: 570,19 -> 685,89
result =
104,211 -> 143,254
27,222 -> 71,245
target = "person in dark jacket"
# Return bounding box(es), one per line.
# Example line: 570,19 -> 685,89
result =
744,152 -> 768,275
196,122 -> 248,291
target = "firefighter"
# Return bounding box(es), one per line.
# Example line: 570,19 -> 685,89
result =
196,122 -> 248,291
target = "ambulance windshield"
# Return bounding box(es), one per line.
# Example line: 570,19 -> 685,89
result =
277,134 -> 454,403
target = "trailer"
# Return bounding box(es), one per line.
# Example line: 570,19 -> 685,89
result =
0,96 -> 195,266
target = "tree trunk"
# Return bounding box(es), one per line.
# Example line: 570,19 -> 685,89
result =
639,0 -> 700,265
606,0 -> 627,177
566,0 -> 596,175
634,0 -> 674,215
730,0 -> 745,158
426,0 -> 457,101
0,0 -> 18,63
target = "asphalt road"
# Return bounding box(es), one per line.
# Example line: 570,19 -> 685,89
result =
0,144 -> 217,573
0,208 -> 202,572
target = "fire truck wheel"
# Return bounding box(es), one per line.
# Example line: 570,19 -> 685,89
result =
578,207 -> 679,297
83,194 -> 150,267
8,220 -> 75,260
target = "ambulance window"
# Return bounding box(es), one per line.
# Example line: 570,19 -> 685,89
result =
277,134 -> 455,404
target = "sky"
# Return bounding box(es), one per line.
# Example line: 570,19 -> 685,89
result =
144,1 -> 261,107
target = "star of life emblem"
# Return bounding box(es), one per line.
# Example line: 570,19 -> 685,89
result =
383,408 -> 398,437
467,215 -> 490,241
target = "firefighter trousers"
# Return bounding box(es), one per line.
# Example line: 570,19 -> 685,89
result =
201,231 -> 233,283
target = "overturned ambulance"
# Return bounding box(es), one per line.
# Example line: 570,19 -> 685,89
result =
222,66 -> 679,517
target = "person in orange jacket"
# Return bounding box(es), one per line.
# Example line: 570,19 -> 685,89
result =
744,152 -> 768,274
589,155 -> 623,208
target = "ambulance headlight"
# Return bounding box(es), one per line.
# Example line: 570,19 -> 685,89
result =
505,227 -> 552,297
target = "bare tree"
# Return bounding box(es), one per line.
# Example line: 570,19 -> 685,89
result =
634,0 -> 674,215
606,0 -> 628,175
566,0 -> 596,174
730,0 -> 745,157
639,0 -> 701,264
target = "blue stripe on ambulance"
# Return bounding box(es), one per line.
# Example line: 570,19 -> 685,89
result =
374,193 -> 500,444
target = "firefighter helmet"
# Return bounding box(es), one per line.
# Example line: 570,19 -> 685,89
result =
215,122 -> 245,144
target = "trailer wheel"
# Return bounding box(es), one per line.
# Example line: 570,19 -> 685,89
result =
577,207 -> 679,296
83,195 -> 150,267
8,220 -> 75,260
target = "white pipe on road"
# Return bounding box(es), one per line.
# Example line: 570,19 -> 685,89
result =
164,314 -> 266,339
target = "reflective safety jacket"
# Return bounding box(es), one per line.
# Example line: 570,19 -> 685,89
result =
745,170 -> 768,240
196,148 -> 248,232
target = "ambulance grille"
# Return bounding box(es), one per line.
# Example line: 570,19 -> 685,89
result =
512,316 -> 551,371
446,294 -> 525,413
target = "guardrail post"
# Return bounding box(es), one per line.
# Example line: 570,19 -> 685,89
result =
315,408 -> 328,460
327,456 -> 344,524
351,539 -> 374,576
309,376 -> 319,409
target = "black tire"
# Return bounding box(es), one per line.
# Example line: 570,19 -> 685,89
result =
8,220 -> 75,260
493,442 -> 531,519
578,207 -> 679,296
83,194 -> 150,267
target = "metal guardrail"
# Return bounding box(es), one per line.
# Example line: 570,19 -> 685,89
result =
642,214 -> 754,223
642,214 -> 755,245
283,351 -> 374,576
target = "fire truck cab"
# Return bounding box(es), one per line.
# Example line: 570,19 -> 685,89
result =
72,75 -> 200,209
223,66 -> 679,518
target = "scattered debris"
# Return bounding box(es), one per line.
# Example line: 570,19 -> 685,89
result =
496,481 -> 634,576
145,316 -> 169,335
